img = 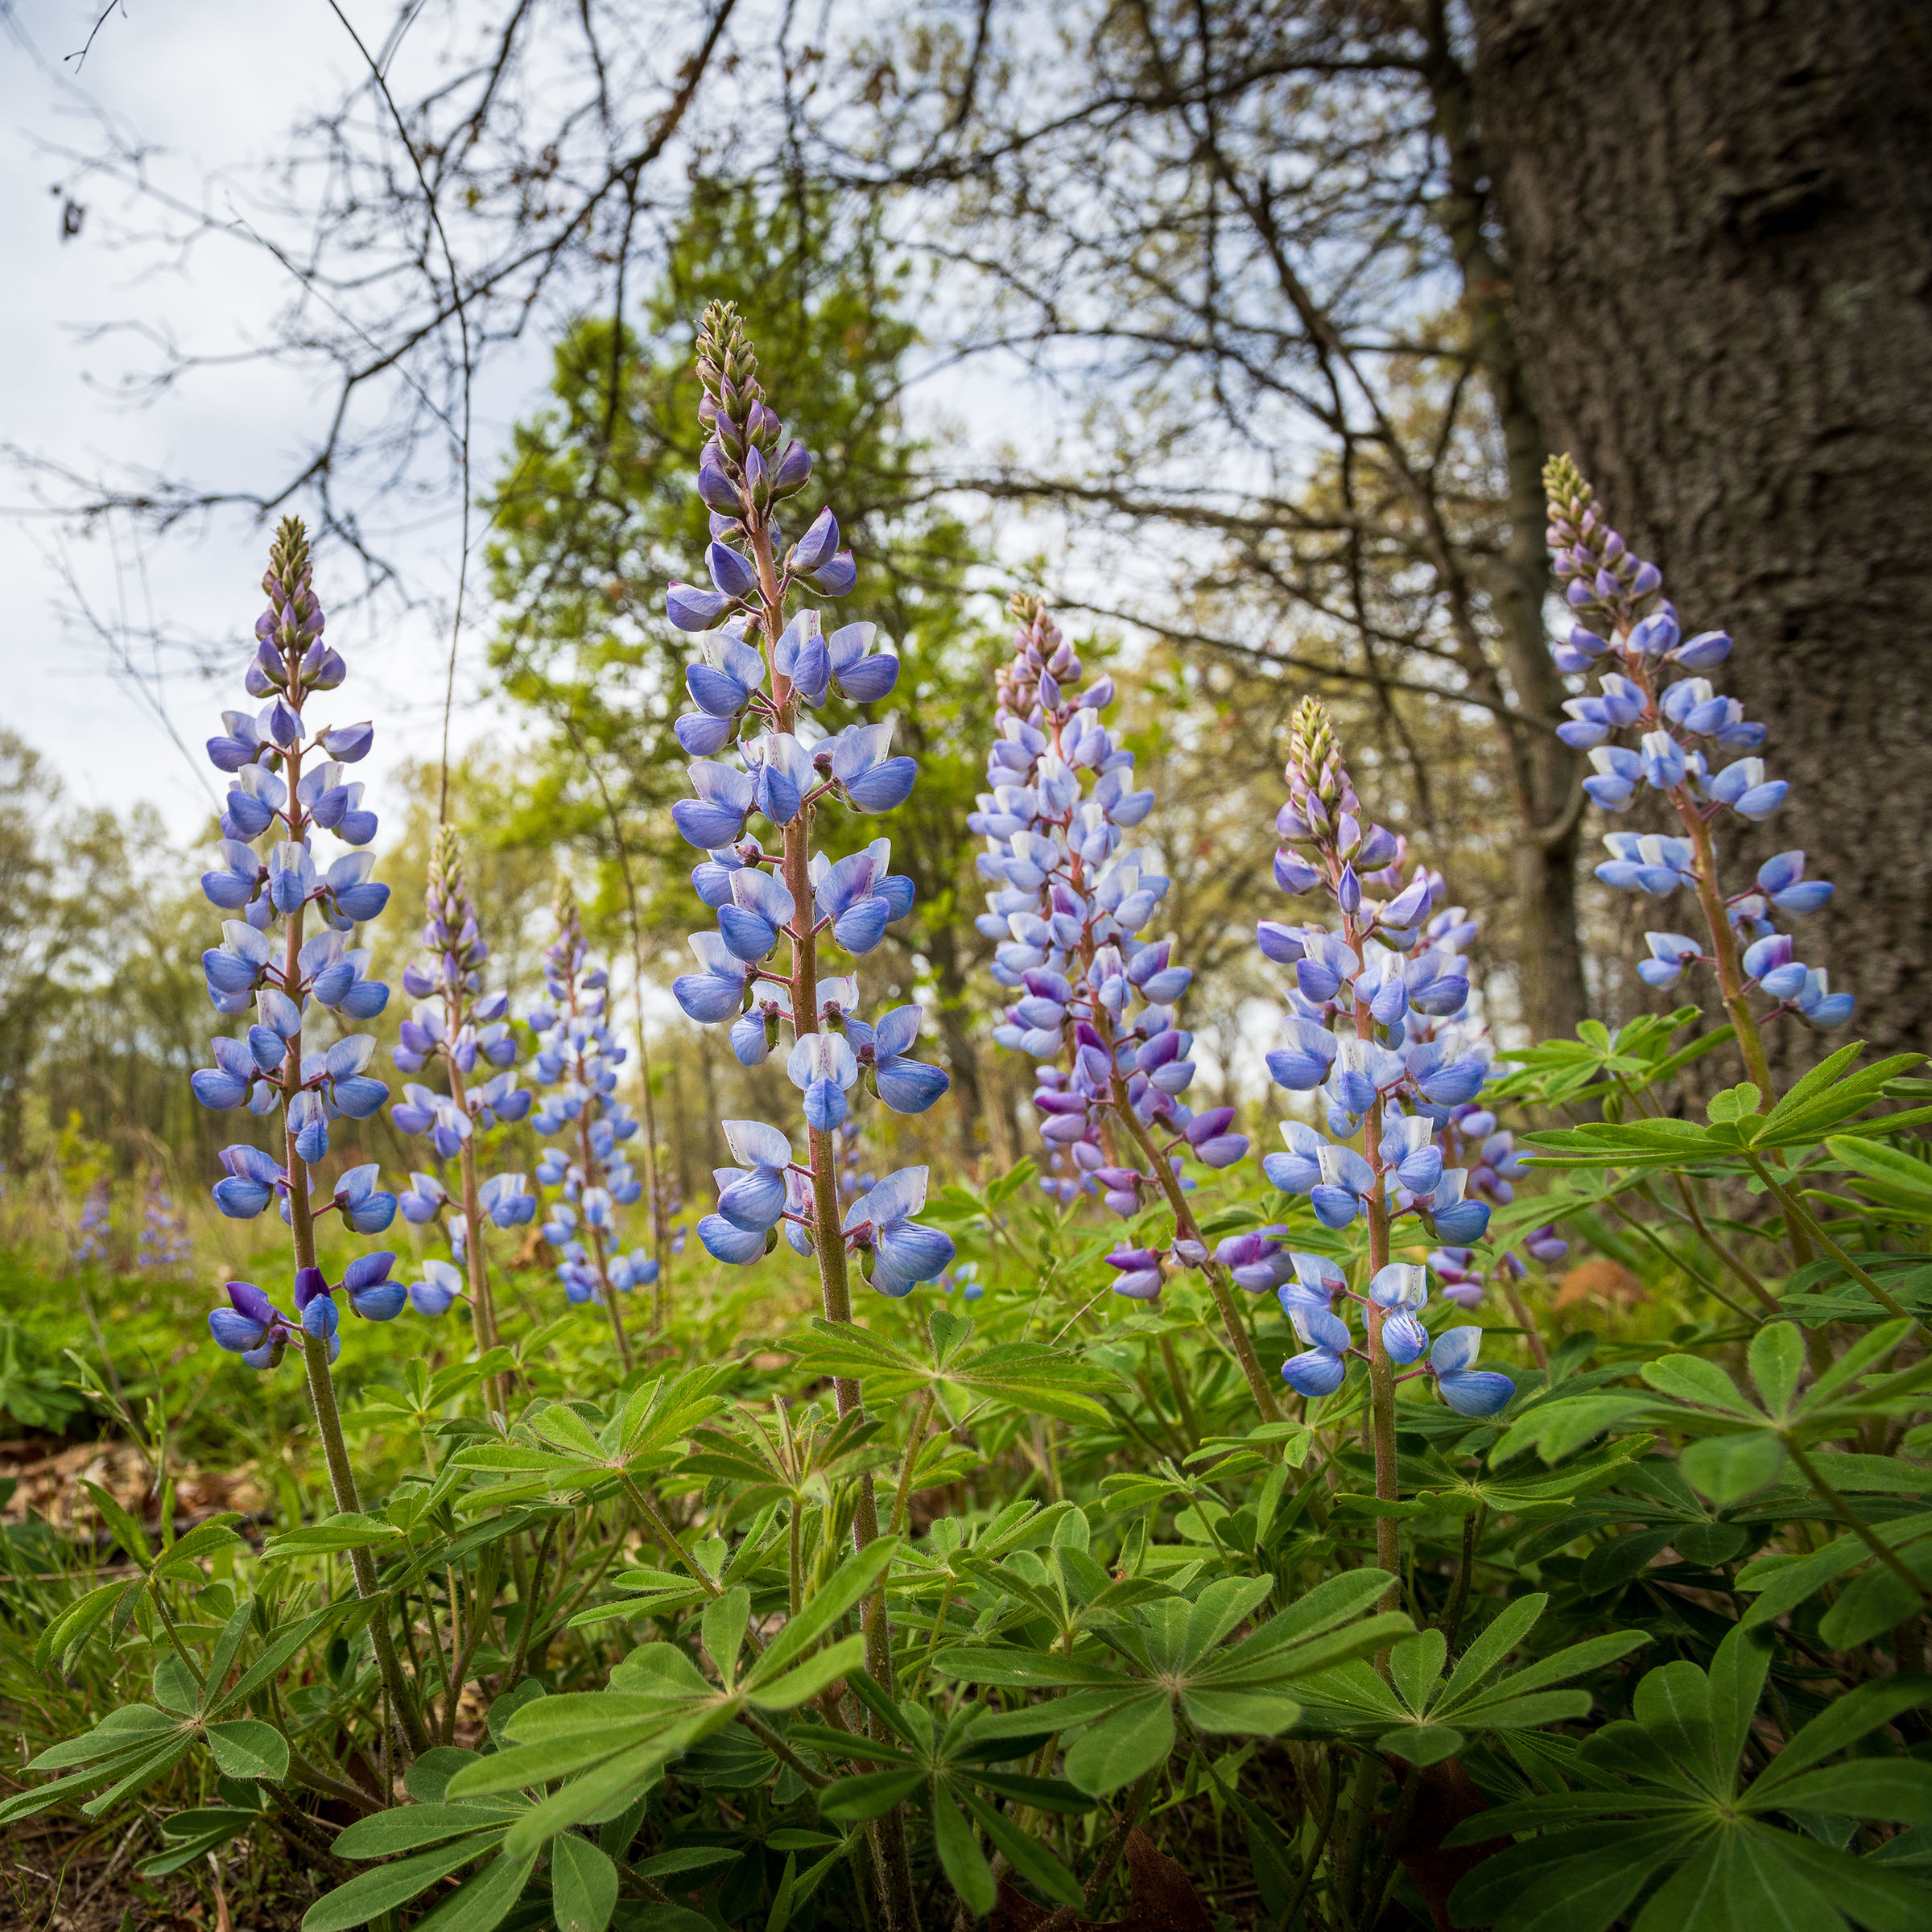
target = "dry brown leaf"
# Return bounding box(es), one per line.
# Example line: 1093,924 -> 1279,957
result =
1554,1256 -> 1647,1312
992,1829 -> 1212,1932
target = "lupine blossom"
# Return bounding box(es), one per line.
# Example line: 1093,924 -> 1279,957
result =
662,301 -> 954,1298
191,518 -> 412,1364
526,886 -> 655,1364
137,1170 -> 192,1273
1255,698 -> 1513,1422
972,593 -> 1283,1412
1546,456 -> 1852,1064
388,825 -> 535,1342
72,1179 -> 111,1266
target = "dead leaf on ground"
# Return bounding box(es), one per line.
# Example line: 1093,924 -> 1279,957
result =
0,1436 -> 265,1536
1389,1759 -> 1509,1932
1554,1256 -> 1647,1313
993,1828 -> 1212,1931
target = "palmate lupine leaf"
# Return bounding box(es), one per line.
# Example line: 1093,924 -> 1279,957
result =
435,1539 -> 895,1868
4,1593 -> 364,1827
1445,1626 -> 1932,1932
935,1569 -> 1411,1794
790,1314 -> 1117,1425
448,1368 -> 734,1508
1293,1592 -> 1650,1765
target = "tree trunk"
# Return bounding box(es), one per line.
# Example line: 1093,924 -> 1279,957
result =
1422,0 -> 1590,1047
1468,0 -> 1932,1068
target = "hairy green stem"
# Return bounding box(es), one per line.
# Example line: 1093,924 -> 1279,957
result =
1782,1435 -> 1932,1607
1747,1155 -> 1932,1347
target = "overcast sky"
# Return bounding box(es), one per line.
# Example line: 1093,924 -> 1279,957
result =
0,2 -> 584,840
0,2 -> 1111,851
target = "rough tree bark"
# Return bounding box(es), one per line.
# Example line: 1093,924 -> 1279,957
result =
1468,0 -> 1932,1067
1422,0 -> 1589,1042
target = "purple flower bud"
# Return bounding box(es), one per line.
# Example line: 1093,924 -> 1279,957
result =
707,540 -> 760,602
667,582 -> 732,632
791,506 -> 840,574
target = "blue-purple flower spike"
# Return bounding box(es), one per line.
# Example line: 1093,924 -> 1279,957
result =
976,593 -> 1245,1232
526,883 -> 657,1364
189,516 -> 415,1368
662,300 -> 953,1300
972,594 -> 1290,1418
1545,456 -> 1853,1042
1253,696 -> 1513,1420
387,824 -> 534,1354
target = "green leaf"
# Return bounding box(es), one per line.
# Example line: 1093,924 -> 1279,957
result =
931,1784 -> 996,1917
1579,1527 -> 1678,1594
765,1851 -> 799,1932
1380,1724 -> 1465,1767
967,1772 -> 1096,1814
405,1748 -> 481,1806
1819,1564 -> 1930,1650
1751,1677 -> 1932,1798
34,1579 -> 131,1674
929,1309 -> 973,1368
1681,1431 -> 1787,1504
152,1517 -> 246,1579
261,1512 -> 402,1563
551,1834 -> 619,1932
1182,1575 -> 1275,1662
1766,1761 -> 1932,1825
205,1720 -> 289,1785
819,1768 -> 926,1823
303,1837 -> 496,1930
138,1808 -> 261,1885
411,1848 -> 538,1932
960,1783 -> 1085,1908
448,1719 -> 687,1798
332,1806 -> 507,1859
750,1633 -> 869,1710
1478,1632 -> 1653,1707
153,1650 -> 198,1715
1768,1831 -> 1932,1931
1449,1823 -> 1691,1932
485,1678 -> 548,1747
1748,1323 -> 1806,1418
1390,1629 -> 1447,1715
931,1648 -> 1122,1690
1641,1356 -> 1758,1416
203,1598 -> 256,1708
1178,1689 -> 1302,1736
1063,1694 -> 1174,1797
224,1605 -> 344,1711
80,1479 -> 152,1565
750,1538 -> 897,1683
1705,1624 -> 1773,1790
24,1703 -> 176,1771
1633,1661 -> 1717,1791
701,1587 -> 751,1683
1824,1134 -> 1932,1195
1707,1084 -> 1761,1125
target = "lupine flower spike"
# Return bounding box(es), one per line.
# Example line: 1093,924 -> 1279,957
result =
1546,456 -> 1851,1095
664,305 -> 951,1826
526,884 -> 654,1368
664,301 -> 954,1311
1255,699 -> 1514,1542
972,592 -> 1282,1418
72,1179 -> 112,1265
188,518 -> 431,1751
137,1170 -> 192,1274
389,824 -> 534,1368
190,517 -> 407,1341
